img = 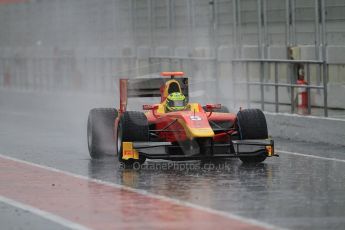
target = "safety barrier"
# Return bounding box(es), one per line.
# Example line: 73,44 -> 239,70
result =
265,112 -> 345,146
0,56 -> 137,93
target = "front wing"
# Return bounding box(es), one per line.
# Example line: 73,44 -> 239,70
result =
122,139 -> 276,160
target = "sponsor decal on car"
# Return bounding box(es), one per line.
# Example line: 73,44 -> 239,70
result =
190,115 -> 202,121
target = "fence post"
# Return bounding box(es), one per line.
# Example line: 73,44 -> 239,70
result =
245,62 -> 250,108
232,61 -> 236,108
260,61 -> 265,110
289,63 -> 295,113
323,62 -> 328,117
274,62 -> 279,113
306,63 -> 311,114
321,0 -> 328,117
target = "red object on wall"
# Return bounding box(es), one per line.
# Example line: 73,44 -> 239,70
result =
297,79 -> 309,114
3,71 -> 11,87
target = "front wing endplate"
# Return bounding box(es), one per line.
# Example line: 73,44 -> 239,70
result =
122,142 -> 139,160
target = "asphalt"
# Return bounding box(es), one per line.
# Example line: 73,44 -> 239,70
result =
0,89 -> 345,230
0,201 -> 68,230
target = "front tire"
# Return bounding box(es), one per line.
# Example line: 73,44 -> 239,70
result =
237,109 -> 268,163
116,111 -> 149,167
87,108 -> 117,159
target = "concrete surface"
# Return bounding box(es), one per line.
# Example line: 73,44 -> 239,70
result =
265,112 -> 345,147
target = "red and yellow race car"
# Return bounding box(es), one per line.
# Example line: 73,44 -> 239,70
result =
87,72 -> 276,167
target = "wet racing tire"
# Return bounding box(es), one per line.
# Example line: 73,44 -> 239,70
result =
87,108 -> 118,159
116,111 -> 149,167
236,109 -> 268,163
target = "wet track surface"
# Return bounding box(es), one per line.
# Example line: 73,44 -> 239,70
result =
1,89 -> 345,230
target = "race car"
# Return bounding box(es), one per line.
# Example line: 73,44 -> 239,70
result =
87,72 -> 276,167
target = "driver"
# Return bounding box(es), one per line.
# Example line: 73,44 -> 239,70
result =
165,92 -> 188,112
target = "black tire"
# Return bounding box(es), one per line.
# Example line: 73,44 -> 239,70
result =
87,108 -> 117,159
203,105 -> 229,113
236,109 -> 268,163
116,111 -> 149,167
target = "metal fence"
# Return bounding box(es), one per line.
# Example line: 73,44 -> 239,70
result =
148,56 -> 329,117
232,59 -> 328,116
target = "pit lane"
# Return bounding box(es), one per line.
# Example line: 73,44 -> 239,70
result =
0,89 -> 345,230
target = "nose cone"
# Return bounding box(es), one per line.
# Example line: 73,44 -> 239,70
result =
181,112 -> 215,138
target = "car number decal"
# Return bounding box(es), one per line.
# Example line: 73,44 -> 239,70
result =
190,115 -> 202,121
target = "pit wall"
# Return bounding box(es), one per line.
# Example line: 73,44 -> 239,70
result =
265,112 -> 345,147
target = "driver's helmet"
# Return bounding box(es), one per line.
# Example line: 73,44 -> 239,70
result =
166,92 -> 187,112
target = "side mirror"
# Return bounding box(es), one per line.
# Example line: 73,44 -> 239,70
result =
143,104 -> 159,110
205,104 -> 221,111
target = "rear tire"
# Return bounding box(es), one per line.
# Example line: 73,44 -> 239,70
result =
237,109 -> 268,163
87,108 -> 117,159
116,111 -> 149,167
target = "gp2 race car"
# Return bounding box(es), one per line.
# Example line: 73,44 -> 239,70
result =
87,72 -> 277,167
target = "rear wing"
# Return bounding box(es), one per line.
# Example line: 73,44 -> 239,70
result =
119,77 -> 189,113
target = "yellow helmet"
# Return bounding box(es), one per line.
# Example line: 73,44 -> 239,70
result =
166,92 -> 187,111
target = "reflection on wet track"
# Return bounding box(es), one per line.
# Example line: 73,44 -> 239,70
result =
87,155 -> 345,230
1,90 -> 345,230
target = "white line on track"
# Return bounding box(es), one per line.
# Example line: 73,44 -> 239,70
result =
277,150 -> 345,163
0,196 -> 91,230
0,154 -> 283,230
